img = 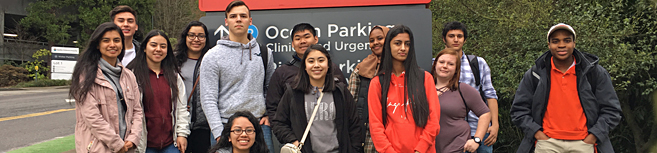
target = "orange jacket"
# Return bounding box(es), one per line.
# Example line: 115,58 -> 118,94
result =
368,71 -> 441,153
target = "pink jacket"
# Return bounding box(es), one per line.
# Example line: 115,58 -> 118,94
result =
75,64 -> 143,153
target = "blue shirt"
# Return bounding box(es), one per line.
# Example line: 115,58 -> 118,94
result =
459,51 -> 498,136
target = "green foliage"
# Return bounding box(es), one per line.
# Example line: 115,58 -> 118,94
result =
20,0 -> 156,47
77,0 -> 157,46
24,49 -> 51,80
19,0 -> 75,44
169,37 -> 178,50
431,0 -> 657,152
0,65 -> 30,87
12,79 -> 71,88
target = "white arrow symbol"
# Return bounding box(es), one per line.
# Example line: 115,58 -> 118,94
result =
214,25 -> 229,38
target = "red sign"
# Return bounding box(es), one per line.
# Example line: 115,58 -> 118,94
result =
199,0 -> 431,12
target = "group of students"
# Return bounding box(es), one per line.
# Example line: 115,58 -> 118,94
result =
71,0 -> 623,153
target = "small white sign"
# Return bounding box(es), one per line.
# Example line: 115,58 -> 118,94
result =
51,73 -> 73,80
51,60 -> 77,73
51,46 -> 79,80
51,47 -> 79,54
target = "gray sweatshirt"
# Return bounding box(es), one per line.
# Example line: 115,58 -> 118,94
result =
200,35 -> 275,138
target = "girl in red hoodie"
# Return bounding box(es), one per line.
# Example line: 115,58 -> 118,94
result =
368,25 -> 441,153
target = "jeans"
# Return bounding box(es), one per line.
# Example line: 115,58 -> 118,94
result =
261,125 -> 275,153
476,133 -> 493,153
146,143 -> 180,153
210,133 -> 217,146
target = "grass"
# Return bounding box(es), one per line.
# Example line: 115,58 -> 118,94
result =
11,79 -> 71,88
7,134 -> 75,153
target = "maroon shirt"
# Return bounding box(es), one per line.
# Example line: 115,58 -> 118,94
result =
143,69 -> 174,149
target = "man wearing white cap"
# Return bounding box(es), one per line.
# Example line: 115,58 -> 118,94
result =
510,23 -> 622,153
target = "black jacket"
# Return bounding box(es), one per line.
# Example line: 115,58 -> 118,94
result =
188,56 -> 209,130
265,55 -> 347,117
510,49 -> 622,153
133,39 -> 141,51
271,82 -> 363,153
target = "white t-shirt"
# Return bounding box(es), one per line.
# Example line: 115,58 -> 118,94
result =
121,43 -> 137,66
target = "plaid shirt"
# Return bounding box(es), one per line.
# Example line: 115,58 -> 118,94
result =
348,69 -> 361,101
460,51 -> 498,135
347,69 -> 378,153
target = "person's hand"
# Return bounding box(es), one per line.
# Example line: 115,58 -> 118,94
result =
293,140 -> 300,147
216,137 -> 220,142
534,130 -> 549,140
117,149 -> 127,153
117,144 -> 128,153
484,124 -> 499,146
583,134 -> 597,144
463,139 -> 480,153
122,141 -> 134,152
177,136 -> 187,153
260,116 -> 270,126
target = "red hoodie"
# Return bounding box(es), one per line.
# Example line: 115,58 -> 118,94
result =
368,71 -> 441,153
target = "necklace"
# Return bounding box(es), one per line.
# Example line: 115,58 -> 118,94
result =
312,86 -> 325,100
436,86 -> 449,97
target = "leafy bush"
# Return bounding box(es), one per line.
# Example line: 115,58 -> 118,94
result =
430,0 -> 657,152
13,79 -> 71,88
0,64 -> 30,87
24,48 -> 51,80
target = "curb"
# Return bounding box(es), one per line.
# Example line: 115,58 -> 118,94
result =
0,88 -> 24,91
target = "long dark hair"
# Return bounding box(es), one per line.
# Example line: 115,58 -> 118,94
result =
431,48 -> 461,91
292,44 -> 336,93
209,111 -> 269,153
174,21 -> 210,64
377,25 -> 430,127
70,22 -> 125,103
127,30 -> 180,105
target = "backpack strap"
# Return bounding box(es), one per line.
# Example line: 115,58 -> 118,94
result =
467,54 -> 487,103
467,55 -> 481,88
530,66 -> 541,94
457,84 -> 470,121
260,44 -> 268,70
260,44 -> 269,96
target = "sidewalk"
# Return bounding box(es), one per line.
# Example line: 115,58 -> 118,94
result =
0,86 -> 70,97
0,85 -> 69,91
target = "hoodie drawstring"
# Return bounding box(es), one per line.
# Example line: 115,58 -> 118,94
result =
239,42 -> 253,65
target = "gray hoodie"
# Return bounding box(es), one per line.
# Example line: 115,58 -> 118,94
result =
200,35 -> 275,138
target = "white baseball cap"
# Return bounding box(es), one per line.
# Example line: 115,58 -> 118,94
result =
547,23 -> 576,42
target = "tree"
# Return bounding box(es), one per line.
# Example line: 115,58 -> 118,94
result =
153,0 -> 196,42
77,0 -> 156,47
19,0 -> 75,46
20,0 -> 157,48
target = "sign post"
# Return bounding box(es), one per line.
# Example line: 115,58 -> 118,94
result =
51,47 -> 79,80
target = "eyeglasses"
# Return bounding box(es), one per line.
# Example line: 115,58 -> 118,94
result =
231,129 -> 255,135
187,33 -> 206,40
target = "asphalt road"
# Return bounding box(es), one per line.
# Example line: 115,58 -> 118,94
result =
0,86 -> 75,152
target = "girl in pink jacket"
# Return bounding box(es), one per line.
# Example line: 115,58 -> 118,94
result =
71,22 -> 143,153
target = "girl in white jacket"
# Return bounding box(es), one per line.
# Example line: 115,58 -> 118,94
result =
127,30 -> 190,153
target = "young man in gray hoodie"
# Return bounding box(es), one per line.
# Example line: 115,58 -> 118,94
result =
199,0 -> 275,149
